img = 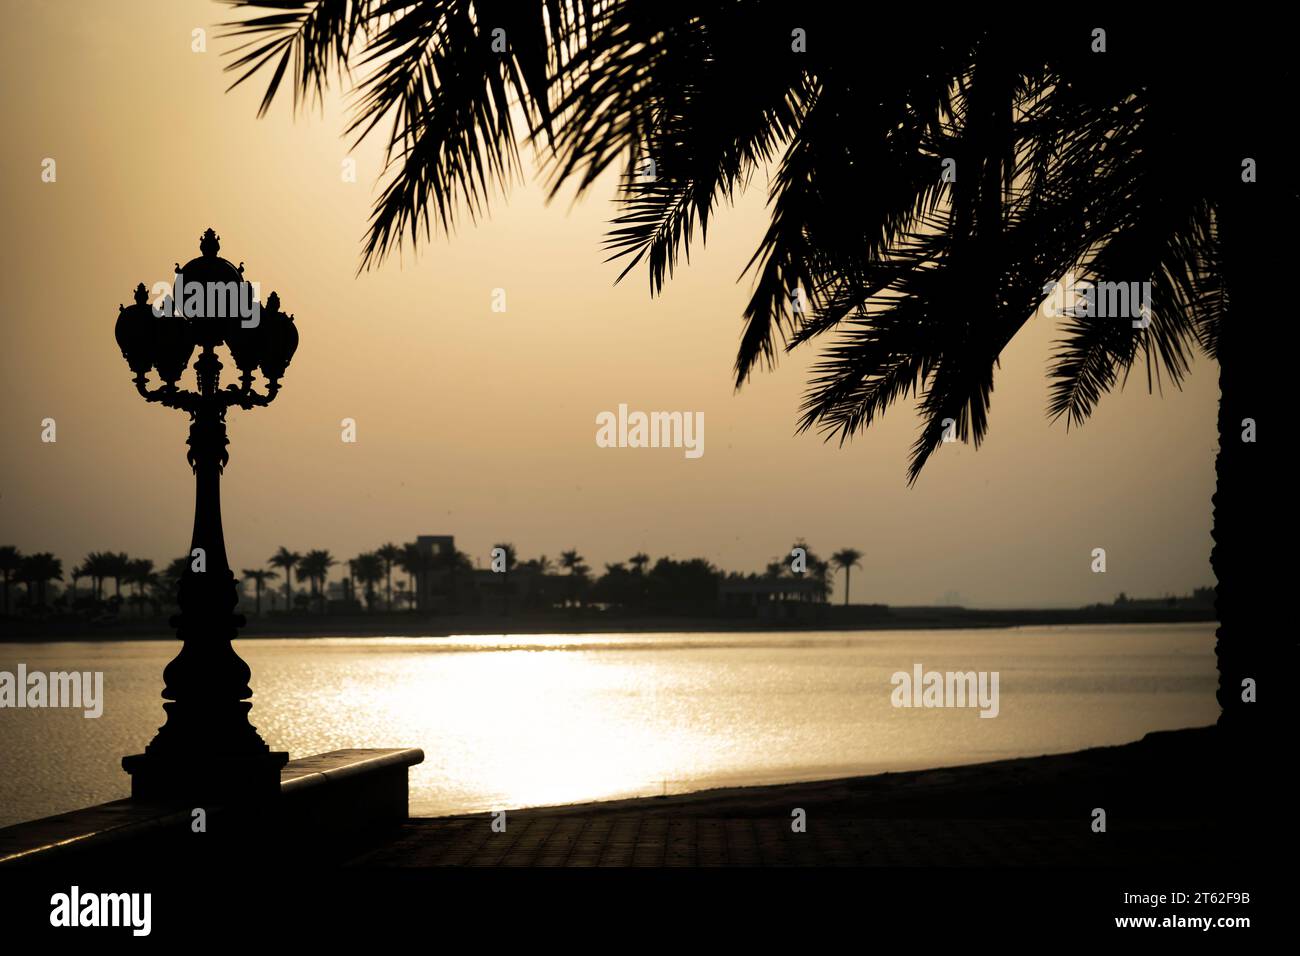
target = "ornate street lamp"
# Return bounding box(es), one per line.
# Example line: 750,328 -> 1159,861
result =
116,228 -> 298,801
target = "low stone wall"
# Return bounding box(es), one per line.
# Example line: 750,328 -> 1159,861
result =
0,748 -> 424,867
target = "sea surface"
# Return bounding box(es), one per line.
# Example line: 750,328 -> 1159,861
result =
0,623 -> 1217,828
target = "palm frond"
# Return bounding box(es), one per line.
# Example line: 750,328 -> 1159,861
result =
219,0 -> 373,117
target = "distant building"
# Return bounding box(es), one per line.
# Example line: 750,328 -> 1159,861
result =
412,535 -> 457,612
719,575 -> 823,620
416,535 -> 455,557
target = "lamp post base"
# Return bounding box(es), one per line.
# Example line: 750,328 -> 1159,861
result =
122,751 -> 289,802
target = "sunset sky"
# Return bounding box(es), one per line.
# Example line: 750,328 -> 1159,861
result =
0,0 -> 1219,607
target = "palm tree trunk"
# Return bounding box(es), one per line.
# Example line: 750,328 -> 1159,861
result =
1214,182 -> 1280,744
843,567 -> 850,607
285,570 -> 292,613
255,580 -> 262,616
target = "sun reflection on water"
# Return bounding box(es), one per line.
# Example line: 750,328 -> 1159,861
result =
0,625 -> 1217,826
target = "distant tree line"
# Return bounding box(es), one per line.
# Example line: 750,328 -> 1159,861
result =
0,539 -> 869,619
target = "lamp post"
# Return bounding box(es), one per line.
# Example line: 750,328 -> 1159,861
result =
116,228 -> 297,801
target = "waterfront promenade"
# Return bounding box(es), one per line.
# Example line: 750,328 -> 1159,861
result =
351,727 -> 1244,867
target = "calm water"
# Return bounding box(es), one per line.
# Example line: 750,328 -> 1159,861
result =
0,623 -> 1216,828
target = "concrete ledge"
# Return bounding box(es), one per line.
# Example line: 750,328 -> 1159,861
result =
0,747 -> 423,867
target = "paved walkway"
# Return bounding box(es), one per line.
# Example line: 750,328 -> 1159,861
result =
351,728 -> 1239,867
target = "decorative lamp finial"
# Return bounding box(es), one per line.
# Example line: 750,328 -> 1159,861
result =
133,283 -> 149,306
200,228 -> 220,257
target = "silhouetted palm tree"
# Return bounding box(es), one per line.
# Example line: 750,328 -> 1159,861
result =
69,561 -> 85,605
269,547 -> 301,614
376,542 -> 401,610
559,549 -> 585,607
19,553 -> 62,609
149,559 -> 188,616
629,553 -> 650,575
398,542 -> 424,607
811,559 -> 832,604
0,546 -> 20,615
345,559 -> 361,603
353,552 -> 385,611
242,568 -> 278,616
104,552 -> 131,602
492,542 -> 517,615
299,550 -> 337,613
832,549 -> 863,607
125,558 -> 155,616
442,548 -> 475,613
161,556 -> 189,604
223,7 -> 1288,736
79,554 -> 106,598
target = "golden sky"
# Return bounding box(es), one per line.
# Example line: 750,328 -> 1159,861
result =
0,0 -> 1218,607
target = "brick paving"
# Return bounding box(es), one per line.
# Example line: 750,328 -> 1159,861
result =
350,728 -> 1240,867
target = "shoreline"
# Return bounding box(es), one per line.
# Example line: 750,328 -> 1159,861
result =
355,725 -> 1251,867
412,727 -> 1215,820
1,607 -> 1216,643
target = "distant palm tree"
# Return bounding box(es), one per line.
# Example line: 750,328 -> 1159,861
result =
811,559 -> 832,604
376,542 -> 402,611
242,568 -> 278,616
81,551 -> 113,602
345,558 -> 362,603
19,553 -> 62,608
297,552 -> 320,609
441,548 -> 475,613
100,553 -> 118,601
269,547 -> 301,614
299,550 -> 337,613
398,542 -> 424,607
223,8 -> 1287,735
125,558 -> 155,616
134,574 -> 161,616
831,549 -> 863,607
0,546 -> 21,615
104,552 -> 131,601
69,561 -> 85,605
629,553 -> 650,575
148,560 -> 185,617
492,543 -> 517,615
790,539 -> 822,587
560,549 -> 584,607
354,552 -> 385,611
161,556 -> 189,603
